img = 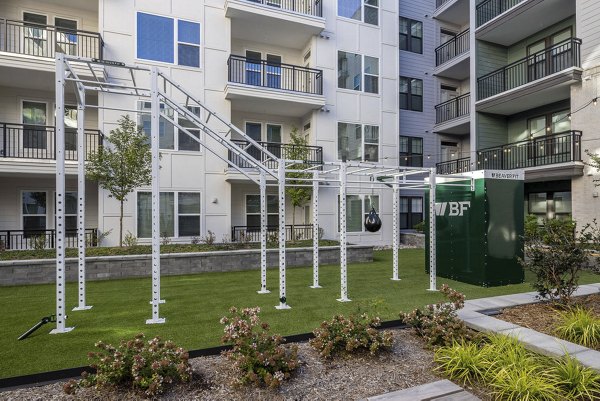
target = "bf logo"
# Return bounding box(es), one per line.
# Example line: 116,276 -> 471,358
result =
435,201 -> 471,217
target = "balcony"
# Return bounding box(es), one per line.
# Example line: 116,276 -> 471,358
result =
0,17 -> 103,90
433,0 -> 469,25
226,55 -> 325,117
475,0 -> 575,46
231,224 -> 313,242
436,157 -> 470,175
0,122 -> 102,173
434,29 -> 470,80
0,229 -> 98,250
476,38 -> 582,115
228,139 -> 323,170
476,131 -> 582,174
434,93 -> 470,134
225,0 -> 324,49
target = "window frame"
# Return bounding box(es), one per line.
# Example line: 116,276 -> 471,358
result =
399,135 -> 423,167
399,17 -> 423,54
337,122 -> 380,163
136,191 -> 202,239
245,194 -> 279,228
400,196 -> 424,230
337,51 -> 380,94
21,190 -> 48,232
136,12 -> 201,69
399,76 -> 423,112
21,99 -> 49,150
337,0 -> 379,26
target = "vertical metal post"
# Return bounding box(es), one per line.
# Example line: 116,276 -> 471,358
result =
50,53 -> 73,334
391,176 -> 401,281
146,67 -> 165,324
275,160 -> 290,309
73,87 -> 91,311
337,162 -> 350,302
257,170 -> 270,294
310,171 -> 321,288
428,168 -> 438,292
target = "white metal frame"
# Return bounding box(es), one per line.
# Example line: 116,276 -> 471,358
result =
53,55 -> 473,333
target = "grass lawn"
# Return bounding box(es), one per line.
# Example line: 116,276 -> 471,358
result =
1,249 -> 599,379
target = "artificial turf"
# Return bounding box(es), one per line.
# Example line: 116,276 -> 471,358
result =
0,249 -> 598,378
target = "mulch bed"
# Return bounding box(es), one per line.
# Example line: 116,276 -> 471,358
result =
496,293 -> 600,351
0,329 -> 448,401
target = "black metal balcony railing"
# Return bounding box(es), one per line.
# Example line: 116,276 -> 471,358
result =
477,38 -> 581,100
477,131 -> 582,170
435,93 -> 470,124
228,55 -> 323,95
0,229 -> 98,250
435,29 -> 470,66
0,122 -> 102,161
476,0 -> 524,27
436,157 -> 470,175
0,18 -> 103,59
232,224 -> 313,242
228,139 -> 323,169
242,0 -> 323,17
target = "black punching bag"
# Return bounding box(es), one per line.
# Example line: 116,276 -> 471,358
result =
364,207 -> 382,233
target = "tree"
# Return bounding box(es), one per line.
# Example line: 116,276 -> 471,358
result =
285,127 -> 312,242
585,150 -> 600,186
86,115 -> 152,247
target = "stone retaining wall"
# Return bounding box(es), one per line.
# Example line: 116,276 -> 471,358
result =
0,245 -> 373,286
400,233 -> 425,248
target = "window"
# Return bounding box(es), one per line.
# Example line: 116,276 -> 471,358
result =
246,195 -> 278,227
338,123 -> 379,162
399,77 -> 423,112
22,192 -> 47,231
400,136 -> 423,167
137,192 -> 200,238
22,101 -> 47,149
178,106 -> 202,151
338,0 -> 379,26
338,52 -> 379,93
137,13 -> 200,67
64,105 -> 78,152
55,17 -> 78,56
527,191 -> 571,224
23,12 -> 48,57
400,196 -> 423,229
527,109 -> 571,137
364,56 -> 379,94
64,192 -> 78,232
339,194 -> 380,233
399,17 -> 423,53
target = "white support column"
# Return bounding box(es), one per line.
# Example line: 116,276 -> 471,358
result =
258,171 -> 270,294
51,53 -> 73,334
428,168 -> 438,292
391,176 -> 401,281
275,160 -> 290,309
310,171 -> 321,288
337,162 -> 350,302
146,67 -> 165,324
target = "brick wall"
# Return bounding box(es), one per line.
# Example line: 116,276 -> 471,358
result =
0,246 -> 373,286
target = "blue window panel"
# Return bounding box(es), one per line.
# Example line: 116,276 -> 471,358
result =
137,13 -> 174,63
178,44 -> 200,67
178,20 -> 200,44
338,0 -> 361,20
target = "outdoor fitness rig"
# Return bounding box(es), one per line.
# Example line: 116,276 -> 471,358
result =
51,54 -> 474,334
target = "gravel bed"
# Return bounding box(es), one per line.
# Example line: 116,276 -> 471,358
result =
0,329 -> 441,401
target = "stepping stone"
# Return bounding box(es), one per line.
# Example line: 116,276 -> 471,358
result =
366,379 -> 480,401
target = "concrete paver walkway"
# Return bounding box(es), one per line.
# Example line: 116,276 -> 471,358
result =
458,283 -> 600,371
366,380 -> 480,401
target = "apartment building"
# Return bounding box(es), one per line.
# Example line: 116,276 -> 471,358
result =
0,0 -> 402,249
432,0 -> 600,225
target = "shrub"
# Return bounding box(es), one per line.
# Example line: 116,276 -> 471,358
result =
220,306 -> 298,388
412,221 -> 425,233
521,215 -> 590,305
490,364 -> 560,401
63,333 -> 191,397
122,231 -> 138,247
434,340 -> 488,385
202,230 -> 216,245
161,233 -> 171,246
551,353 -> 600,400
399,284 -> 471,347
310,313 -> 393,359
555,307 -> 600,348
29,234 -> 47,250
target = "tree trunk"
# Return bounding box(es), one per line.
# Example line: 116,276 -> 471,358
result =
119,200 -> 124,247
